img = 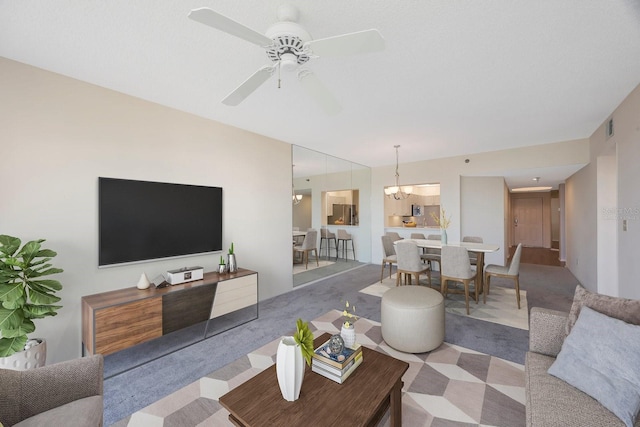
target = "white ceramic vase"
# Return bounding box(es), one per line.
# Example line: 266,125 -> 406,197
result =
441,229 -> 448,245
341,324 -> 356,349
276,336 -> 304,401
0,339 -> 46,370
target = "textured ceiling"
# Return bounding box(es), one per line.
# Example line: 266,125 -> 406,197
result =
2,1 -> 640,185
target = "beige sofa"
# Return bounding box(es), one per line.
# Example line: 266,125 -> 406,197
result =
525,307 -> 639,427
0,354 -> 103,427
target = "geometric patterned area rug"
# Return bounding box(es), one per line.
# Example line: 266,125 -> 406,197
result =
113,310 -> 525,427
360,274 -> 529,330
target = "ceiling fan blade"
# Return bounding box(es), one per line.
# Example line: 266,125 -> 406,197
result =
188,7 -> 273,47
222,66 -> 276,106
297,69 -> 342,115
305,29 -> 385,57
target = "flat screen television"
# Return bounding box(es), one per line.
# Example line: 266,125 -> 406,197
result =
98,177 -> 223,267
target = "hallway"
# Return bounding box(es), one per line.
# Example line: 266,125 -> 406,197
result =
509,245 -> 565,267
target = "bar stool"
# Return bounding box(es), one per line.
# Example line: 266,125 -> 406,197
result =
319,228 -> 337,260
336,229 -> 355,261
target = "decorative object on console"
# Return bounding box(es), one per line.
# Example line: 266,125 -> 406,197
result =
218,256 -> 227,274
136,273 -> 151,290
276,319 -> 314,401
0,235 -> 62,366
227,242 -> 238,273
166,266 -> 204,285
150,274 -> 168,288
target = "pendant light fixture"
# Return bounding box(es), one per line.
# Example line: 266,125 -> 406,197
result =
385,145 -> 413,200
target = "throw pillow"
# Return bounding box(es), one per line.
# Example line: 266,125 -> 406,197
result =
548,306 -> 640,427
565,284 -> 640,336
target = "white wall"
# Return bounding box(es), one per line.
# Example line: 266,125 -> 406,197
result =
0,58 -> 294,364
613,84 -> 640,300
461,176 -> 507,265
566,82 -> 640,298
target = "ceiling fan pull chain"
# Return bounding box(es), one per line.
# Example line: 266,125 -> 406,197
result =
278,61 -> 281,89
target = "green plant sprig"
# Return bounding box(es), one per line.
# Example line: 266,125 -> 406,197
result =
228,242 -> 234,255
342,300 -> 358,328
219,255 -> 225,265
294,318 -> 314,366
430,207 -> 452,229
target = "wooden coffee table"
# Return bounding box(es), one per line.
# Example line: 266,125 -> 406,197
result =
219,333 -> 409,426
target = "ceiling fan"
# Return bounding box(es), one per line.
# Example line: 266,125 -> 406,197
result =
188,4 -> 385,115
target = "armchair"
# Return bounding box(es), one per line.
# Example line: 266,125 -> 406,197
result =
0,354 -> 103,427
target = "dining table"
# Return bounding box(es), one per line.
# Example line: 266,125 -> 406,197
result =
409,239 -> 500,294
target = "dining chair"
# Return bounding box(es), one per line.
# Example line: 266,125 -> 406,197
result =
440,245 -> 479,315
484,243 -> 523,308
319,228 -> 337,260
293,229 -> 319,269
380,235 -> 398,282
336,229 -> 355,261
415,233 -> 442,272
385,231 -> 403,241
395,240 -> 432,287
462,236 -> 483,266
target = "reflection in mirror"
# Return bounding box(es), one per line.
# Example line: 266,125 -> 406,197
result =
384,183 -> 441,228
292,145 -> 371,287
323,190 -> 359,225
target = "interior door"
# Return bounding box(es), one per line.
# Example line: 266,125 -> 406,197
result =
513,197 -> 543,247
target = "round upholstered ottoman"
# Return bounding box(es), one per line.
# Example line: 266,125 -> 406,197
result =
381,286 -> 445,353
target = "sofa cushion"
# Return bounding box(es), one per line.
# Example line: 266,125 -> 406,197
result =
548,307 -> 640,427
13,396 -> 103,427
565,284 -> 640,336
526,351 -> 634,426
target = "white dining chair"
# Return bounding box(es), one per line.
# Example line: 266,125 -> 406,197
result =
395,240 -> 432,287
440,245 -> 479,315
484,243 -> 523,308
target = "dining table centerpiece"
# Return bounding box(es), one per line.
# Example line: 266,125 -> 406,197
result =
431,207 -> 452,245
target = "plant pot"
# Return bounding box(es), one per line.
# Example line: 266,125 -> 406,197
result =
228,253 -> 238,273
0,338 -> 46,370
276,336 -> 304,401
218,264 -> 227,274
341,324 -> 356,349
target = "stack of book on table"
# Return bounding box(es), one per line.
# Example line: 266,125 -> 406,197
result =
311,339 -> 363,384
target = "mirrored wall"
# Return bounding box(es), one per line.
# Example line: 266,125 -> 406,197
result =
292,145 -> 371,286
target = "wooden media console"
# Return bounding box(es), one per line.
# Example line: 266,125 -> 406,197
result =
81,268 -> 258,356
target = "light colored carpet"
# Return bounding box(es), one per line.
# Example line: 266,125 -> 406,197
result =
360,274 -> 529,330
113,310 -> 525,427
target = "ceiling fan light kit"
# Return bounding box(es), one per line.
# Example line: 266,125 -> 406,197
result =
188,4 -> 385,114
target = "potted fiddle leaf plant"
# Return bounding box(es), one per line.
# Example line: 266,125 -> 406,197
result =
0,235 -> 63,369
